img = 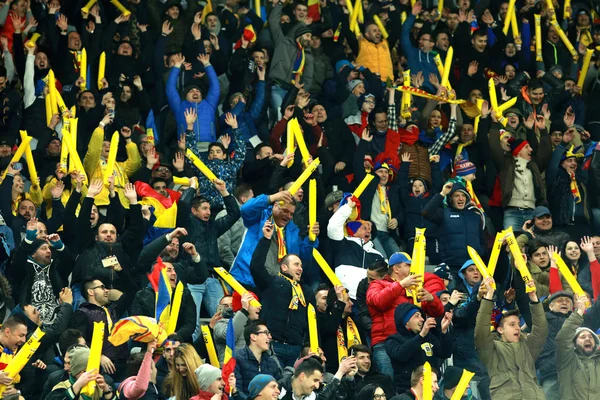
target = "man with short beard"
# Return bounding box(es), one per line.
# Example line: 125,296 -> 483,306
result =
555,293 -> 600,399
536,291 -> 574,400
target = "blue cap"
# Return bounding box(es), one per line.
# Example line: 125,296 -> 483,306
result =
389,252 -> 412,266
248,374 -> 276,399
533,206 -> 551,219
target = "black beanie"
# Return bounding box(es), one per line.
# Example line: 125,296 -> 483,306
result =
29,238 -> 47,255
295,26 -> 312,39
443,366 -> 465,389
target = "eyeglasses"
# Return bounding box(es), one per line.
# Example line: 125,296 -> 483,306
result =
91,285 -> 107,291
255,330 -> 272,336
374,394 -> 386,400
155,167 -> 170,172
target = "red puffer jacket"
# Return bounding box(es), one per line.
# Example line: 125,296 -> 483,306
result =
366,273 -> 446,346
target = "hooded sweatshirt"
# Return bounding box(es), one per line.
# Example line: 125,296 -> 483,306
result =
385,303 -> 453,394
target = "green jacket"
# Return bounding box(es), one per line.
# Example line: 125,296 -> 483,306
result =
556,311 -> 600,400
475,299 -> 548,400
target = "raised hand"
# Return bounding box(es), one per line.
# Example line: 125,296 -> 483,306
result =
182,242 -> 198,256
86,179 -> 103,198
170,227 -> 188,239
419,317 -> 436,337
224,113 -> 238,129
263,219 -> 274,239
162,20 -> 173,36
401,153 -> 412,163
362,128 -> 373,142
172,151 -> 185,172
198,53 -> 210,65
50,180 -> 65,199
124,183 -> 138,204
220,134 -> 231,149
441,182 -> 453,196
184,108 -> 197,127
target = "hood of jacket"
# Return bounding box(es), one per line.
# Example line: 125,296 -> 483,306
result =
394,303 -> 423,333
458,260 -> 477,295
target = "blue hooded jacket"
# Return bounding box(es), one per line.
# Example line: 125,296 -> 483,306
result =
229,194 -> 319,287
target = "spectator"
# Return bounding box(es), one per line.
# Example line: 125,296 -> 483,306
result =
163,343 -> 203,400
248,219 -> 315,367
393,365 -> 439,400
536,291 -> 574,400
350,344 -> 396,398
367,252 -> 445,378
516,206 -> 571,250
234,319 -> 282,398
475,278 -> 548,399
191,363 -> 239,400
434,366 -> 478,400
555,293 -> 600,399
247,374 -> 280,400
118,340 -> 159,400
156,334 -> 183,392
216,183 -> 254,269
385,304 -> 453,393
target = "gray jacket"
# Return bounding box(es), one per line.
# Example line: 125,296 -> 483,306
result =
213,310 -> 250,364
268,4 -> 314,89
216,201 -> 244,268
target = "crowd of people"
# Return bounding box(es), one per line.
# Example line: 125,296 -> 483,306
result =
0,0 -> 600,399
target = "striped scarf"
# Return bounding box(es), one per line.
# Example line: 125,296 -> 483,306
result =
278,273 -> 306,310
570,173 -> 582,204
291,42 -> 306,84
275,224 -> 287,261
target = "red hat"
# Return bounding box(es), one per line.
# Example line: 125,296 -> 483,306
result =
232,290 -> 259,312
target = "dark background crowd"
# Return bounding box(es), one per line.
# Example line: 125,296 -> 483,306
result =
0,0 -> 600,399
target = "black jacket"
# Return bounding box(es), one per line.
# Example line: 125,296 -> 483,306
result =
179,188 -> 241,270
385,303 -> 453,393
355,277 -> 372,334
6,238 -> 74,306
354,369 -> 396,398
250,237 -> 315,345
70,270 -> 137,362
536,310 -> 570,384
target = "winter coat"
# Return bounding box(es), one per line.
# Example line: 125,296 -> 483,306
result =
249,237 -> 316,346
556,311 -> 600,399
214,311 -> 250,364
218,81 -> 266,142
166,64 -> 220,144
401,14 -> 439,92
327,204 -> 384,299
189,127 -> 247,209
216,204 -> 244,269
385,303 -> 453,393
355,38 -> 393,81
268,4 -> 314,90
516,227 -> 571,251
397,160 -> 441,240
354,370 -> 396,399
6,236 -> 73,307
82,127 -> 142,208
488,123 -> 551,208
367,274 -> 445,347
422,190 -> 485,270
130,286 -> 198,343
452,262 -> 483,363
355,277 -> 372,334
233,347 -> 283,399
536,310 -> 570,384
546,142 -> 592,226
475,299 -> 548,400
179,188 -> 241,270
230,194 -> 318,287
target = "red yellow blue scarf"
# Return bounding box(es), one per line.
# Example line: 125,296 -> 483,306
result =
291,42 -> 306,84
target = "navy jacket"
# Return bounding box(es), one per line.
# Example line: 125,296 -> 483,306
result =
422,187 -> 485,270
233,346 -> 282,399
385,303 -> 453,394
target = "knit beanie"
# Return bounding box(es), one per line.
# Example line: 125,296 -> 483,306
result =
29,238 -> 47,255
402,307 -> 419,326
357,93 -> 375,109
347,79 -> 363,92
443,366 -> 465,389
295,26 -> 312,39
335,59 -> 353,73
248,374 -> 276,399
455,160 -> 476,177
69,347 -> 90,377
194,364 -> 222,391
509,138 -> 529,157
574,327 -> 600,348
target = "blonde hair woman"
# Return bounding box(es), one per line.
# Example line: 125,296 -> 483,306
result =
164,343 -> 203,399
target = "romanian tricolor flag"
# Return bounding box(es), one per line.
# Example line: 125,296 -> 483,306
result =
222,318 -> 237,393
146,110 -> 159,144
108,316 -> 168,346
155,265 -> 173,327
307,0 -> 320,21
